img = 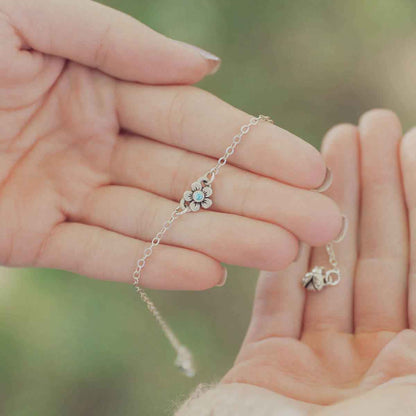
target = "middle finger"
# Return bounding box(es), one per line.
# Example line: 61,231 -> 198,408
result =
110,134 -> 343,247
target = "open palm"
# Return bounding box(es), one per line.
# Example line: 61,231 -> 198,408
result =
0,0 -> 343,290
225,110 -> 416,412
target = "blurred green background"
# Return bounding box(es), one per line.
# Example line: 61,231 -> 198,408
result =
1,0 -> 416,415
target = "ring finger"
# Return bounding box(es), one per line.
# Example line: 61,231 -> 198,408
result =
68,185 -> 299,271
303,124 -> 359,333
354,110 -> 408,333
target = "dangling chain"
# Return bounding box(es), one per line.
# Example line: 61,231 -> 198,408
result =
302,216 -> 348,292
132,115 -> 273,377
326,242 -> 338,271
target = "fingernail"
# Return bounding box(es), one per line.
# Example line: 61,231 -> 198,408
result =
216,268 -> 228,287
176,41 -> 221,75
197,47 -> 221,74
333,215 -> 348,243
314,167 -> 333,193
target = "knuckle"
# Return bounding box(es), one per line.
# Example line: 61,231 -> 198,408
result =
237,173 -> 256,216
166,87 -> 194,146
169,150 -> 191,198
92,23 -> 113,70
69,115 -> 117,150
167,86 -> 210,146
137,195 -> 160,239
62,69 -> 118,139
76,227 -> 105,275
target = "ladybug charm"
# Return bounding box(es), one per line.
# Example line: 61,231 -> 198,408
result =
302,266 -> 341,291
302,266 -> 326,291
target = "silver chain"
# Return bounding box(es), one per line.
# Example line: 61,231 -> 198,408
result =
326,242 -> 338,270
204,115 -> 273,180
325,215 -> 348,280
132,115 -> 273,377
324,242 -> 341,286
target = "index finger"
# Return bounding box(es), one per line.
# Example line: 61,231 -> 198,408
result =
3,0 -> 216,84
116,83 -> 327,189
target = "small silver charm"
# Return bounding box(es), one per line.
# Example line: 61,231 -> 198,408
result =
302,267 -> 326,291
180,176 -> 213,212
302,225 -> 346,293
302,266 -> 341,291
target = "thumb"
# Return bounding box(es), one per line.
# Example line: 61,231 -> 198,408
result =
316,376 -> 416,416
2,0 -> 221,84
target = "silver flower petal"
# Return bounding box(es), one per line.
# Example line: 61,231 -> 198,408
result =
201,198 -> 212,209
183,190 -> 193,202
191,181 -> 202,192
202,186 -> 212,197
190,201 -> 201,212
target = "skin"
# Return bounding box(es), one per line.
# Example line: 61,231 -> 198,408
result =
224,110 -> 416,414
5,1 -> 411,412
0,0 -> 343,291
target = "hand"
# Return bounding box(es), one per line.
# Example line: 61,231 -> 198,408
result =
0,0 -> 342,290
224,110 -> 416,412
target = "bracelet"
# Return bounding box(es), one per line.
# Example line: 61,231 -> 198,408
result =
132,115 -> 273,377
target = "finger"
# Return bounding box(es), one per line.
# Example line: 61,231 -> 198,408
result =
242,244 -> 310,344
34,223 -> 225,290
69,185 -> 299,271
400,128 -> 416,329
116,83 -> 328,189
355,109 -> 408,333
4,0 -> 219,84
303,124 -> 359,333
111,135 -> 343,246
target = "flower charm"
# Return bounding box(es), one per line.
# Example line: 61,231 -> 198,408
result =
181,180 -> 213,212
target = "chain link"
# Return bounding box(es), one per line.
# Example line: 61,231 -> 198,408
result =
324,242 -> 341,286
325,242 -> 338,269
326,216 -> 349,272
